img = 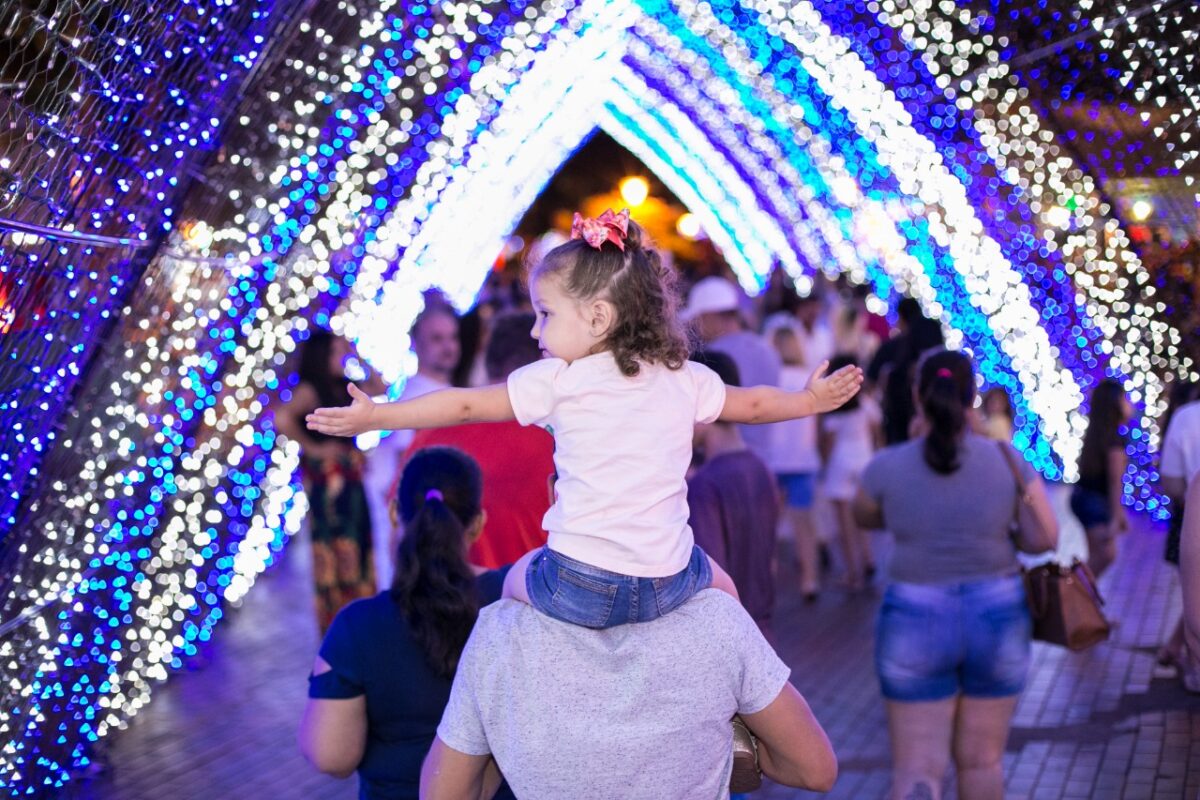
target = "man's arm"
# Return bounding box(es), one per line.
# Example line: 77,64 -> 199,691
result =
307,383 -> 515,438
420,736 -> 500,800
742,682 -> 837,792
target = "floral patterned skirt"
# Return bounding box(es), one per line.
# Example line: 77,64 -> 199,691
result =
304,450 -> 375,632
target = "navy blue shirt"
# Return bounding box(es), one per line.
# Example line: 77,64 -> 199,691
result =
309,567 -> 513,800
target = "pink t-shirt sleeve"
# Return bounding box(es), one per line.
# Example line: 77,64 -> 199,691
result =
689,361 -> 728,424
507,359 -> 563,427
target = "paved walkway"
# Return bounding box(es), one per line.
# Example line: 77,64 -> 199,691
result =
64,488 -> 1198,799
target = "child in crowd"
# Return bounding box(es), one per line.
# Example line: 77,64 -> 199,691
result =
819,353 -> 879,591
980,386 -> 1015,443
769,327 -> 823,602
308,209 -> 861,625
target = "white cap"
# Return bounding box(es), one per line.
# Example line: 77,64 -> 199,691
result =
681,276 -> 741,321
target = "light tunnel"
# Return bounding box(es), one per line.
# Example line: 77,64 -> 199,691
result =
1,0 -> 1184,793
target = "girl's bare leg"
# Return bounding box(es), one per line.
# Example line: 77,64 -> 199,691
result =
708,556 -> 741,601
501,548 -> 540,604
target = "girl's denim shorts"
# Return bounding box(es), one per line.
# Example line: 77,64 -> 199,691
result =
525,544 -> 713,629
875,573 -> 1031,702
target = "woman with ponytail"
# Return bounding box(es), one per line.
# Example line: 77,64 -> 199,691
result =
299,447 -> 515,800
853,350 -> 1058,800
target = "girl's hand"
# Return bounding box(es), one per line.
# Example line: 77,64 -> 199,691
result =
805,361 -> 864,414
306,383 -> 377,437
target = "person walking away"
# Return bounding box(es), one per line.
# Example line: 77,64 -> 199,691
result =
1069,378 -> 1134,579
299,447 -> 517,799
854,349 -> 1058,800
769,327 -> 823,601
688,350 -> 780,640
819,353 -> 880,591
1157,380 -> 1200,682
681,275 -> 784,466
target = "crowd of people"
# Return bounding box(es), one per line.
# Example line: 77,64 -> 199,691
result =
277,210 -> 1200,799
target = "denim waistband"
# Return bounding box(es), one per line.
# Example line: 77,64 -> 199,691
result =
886,572 -> 1024,602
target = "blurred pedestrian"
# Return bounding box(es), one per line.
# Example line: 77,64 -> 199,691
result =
274,329 -> 379,632
820,353 -> 879,590
1157,380 -> 1200,679
688,350 -> 780,640
364,301 -> 460,589
407,312 -> 554,569
854,349 -> 1058,800
1070,379 -> 1134,579
769,327 -> 823,602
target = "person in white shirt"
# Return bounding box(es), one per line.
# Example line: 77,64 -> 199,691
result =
363,302 -> 459,590
310,211 -> 860,630
1158,393 -> 1200,683
769,327 -> 824,602
819,353 -> 881,591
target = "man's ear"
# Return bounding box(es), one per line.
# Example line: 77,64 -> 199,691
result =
589,299 -> 616,338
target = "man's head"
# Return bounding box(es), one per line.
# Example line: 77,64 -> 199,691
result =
794,293 -> 822,329
485,311 -> 541,382
411,304 -> 461,382
682,277 -> 743,343
690,349 -> 741,446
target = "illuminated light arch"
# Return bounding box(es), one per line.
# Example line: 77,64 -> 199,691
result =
8,1 -> 1185,792
338,0 -> 1112,482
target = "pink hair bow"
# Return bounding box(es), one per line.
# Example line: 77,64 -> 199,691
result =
571,208 -> 630,252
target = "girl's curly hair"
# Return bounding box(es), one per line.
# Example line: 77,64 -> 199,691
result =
530,220 -> 691,377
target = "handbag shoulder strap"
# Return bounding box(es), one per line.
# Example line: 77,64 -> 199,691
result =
996,440 -> 1029,497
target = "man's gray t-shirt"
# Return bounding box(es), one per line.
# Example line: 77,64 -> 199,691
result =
437,591 -> 791,800
861,433 -> 1037,584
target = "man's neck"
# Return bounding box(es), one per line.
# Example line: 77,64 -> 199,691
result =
416,367 -> 451,386
701,425 -> 747,460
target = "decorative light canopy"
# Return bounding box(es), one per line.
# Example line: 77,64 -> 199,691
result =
1,0 -> 1195,794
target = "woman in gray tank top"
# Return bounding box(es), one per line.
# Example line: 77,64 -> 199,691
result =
853,349 -> 1058,800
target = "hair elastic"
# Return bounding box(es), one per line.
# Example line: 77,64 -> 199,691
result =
936,367 -> 953,379
424,488 -> 444,502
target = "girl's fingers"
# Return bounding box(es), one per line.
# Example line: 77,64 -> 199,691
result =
809,360 -> 830,382
347,383 -> 369,402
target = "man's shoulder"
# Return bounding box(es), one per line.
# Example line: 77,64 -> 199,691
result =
1173,401 -> 1200,431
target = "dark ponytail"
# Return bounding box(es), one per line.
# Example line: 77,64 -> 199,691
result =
917,350 -> 975,474
391,447 -> 483,680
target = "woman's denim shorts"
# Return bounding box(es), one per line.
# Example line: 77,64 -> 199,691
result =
1070,486 -> 1112,530
777,472 -> 816,509
875,573 -> 1031,702
526,544 -> 713,629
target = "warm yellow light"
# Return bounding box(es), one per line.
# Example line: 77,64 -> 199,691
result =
1131,199 -> 1153,222
676,212 -> 702,240
619,176 -> 649,207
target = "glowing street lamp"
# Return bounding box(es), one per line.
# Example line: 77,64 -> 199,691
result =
619,176 -> 649,207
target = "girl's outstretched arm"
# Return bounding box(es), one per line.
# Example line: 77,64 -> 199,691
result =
306,383 -> 515,437
720,361 -> 863,425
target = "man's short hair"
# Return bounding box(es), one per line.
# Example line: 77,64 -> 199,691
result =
690,349 -> 740,387
410,298 -> 458,339
485,311 -> 540,380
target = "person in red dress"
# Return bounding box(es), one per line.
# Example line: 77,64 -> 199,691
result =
406,312 -> 555,568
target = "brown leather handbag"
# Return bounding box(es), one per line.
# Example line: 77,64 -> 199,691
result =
1022,560 -> 1111,651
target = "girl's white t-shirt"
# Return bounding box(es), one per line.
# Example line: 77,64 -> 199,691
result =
507,352 -> 727,577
